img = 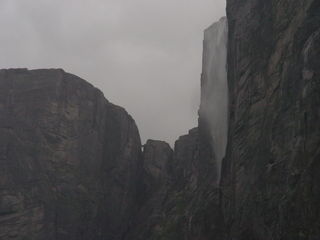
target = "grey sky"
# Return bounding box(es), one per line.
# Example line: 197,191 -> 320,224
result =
0,0 -> 225,145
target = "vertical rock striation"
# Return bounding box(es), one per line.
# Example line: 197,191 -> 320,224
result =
136,1 -> 320,238
0,69 -> 143,240
221,0 -> 320,239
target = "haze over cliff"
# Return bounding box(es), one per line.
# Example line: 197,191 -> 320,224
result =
0,0 -> 226,145
200,17 -> 228,182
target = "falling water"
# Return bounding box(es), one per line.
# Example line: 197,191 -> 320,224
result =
200,17 -> 228,182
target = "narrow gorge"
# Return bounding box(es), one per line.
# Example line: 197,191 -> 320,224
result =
0,0 -> 319,240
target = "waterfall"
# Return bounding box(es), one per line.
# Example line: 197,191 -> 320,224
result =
200,17 -> 228,182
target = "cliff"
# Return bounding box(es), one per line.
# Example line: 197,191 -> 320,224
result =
125,17 -> 228,240
0,69 -> 218,240
127,0 -> 320,238
126,128 -> 221,240
221,0 -> 320,239
0,69 -> 143,240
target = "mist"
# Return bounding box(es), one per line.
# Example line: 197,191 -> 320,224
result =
0,0 -> 225,145
200,17 -> 228,182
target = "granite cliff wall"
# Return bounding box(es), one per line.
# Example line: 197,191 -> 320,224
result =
125,19 -> 228,239
126,127 -> 221,240
0,69 -> 143,240
129,1 -> 320,238
221,0 -> 320,239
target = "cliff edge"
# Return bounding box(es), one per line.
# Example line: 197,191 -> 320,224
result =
0,69 -> 143,240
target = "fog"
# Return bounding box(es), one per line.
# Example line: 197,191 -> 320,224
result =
200,17 -> 228,182
0,0 -> 225,145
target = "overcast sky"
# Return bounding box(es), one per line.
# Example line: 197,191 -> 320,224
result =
0,0 -> 225,145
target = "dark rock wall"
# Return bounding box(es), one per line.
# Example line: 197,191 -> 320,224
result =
0,69 -> 143,240
140,1 -> 320,239
126,127 -> 221,240
153,128 -> 219,240
222,0 -> 320,239
125,140 -> 173,240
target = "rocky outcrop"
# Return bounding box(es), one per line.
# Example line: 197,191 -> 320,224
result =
126,127 -> 222,240
125,140 -> 173,240
143,140 -> 173,188
0,69 -> 143,240
221,0 -> 320,239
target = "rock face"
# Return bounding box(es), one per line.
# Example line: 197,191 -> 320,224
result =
148,128 -> 218,240
0,69 -> 143,240
221,0 -> 320,239
125,140 -> 173,240
126,127 -> 221,240
125,17 -> 229,240
143,140 -> 173,187
128,0 -> 320,238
